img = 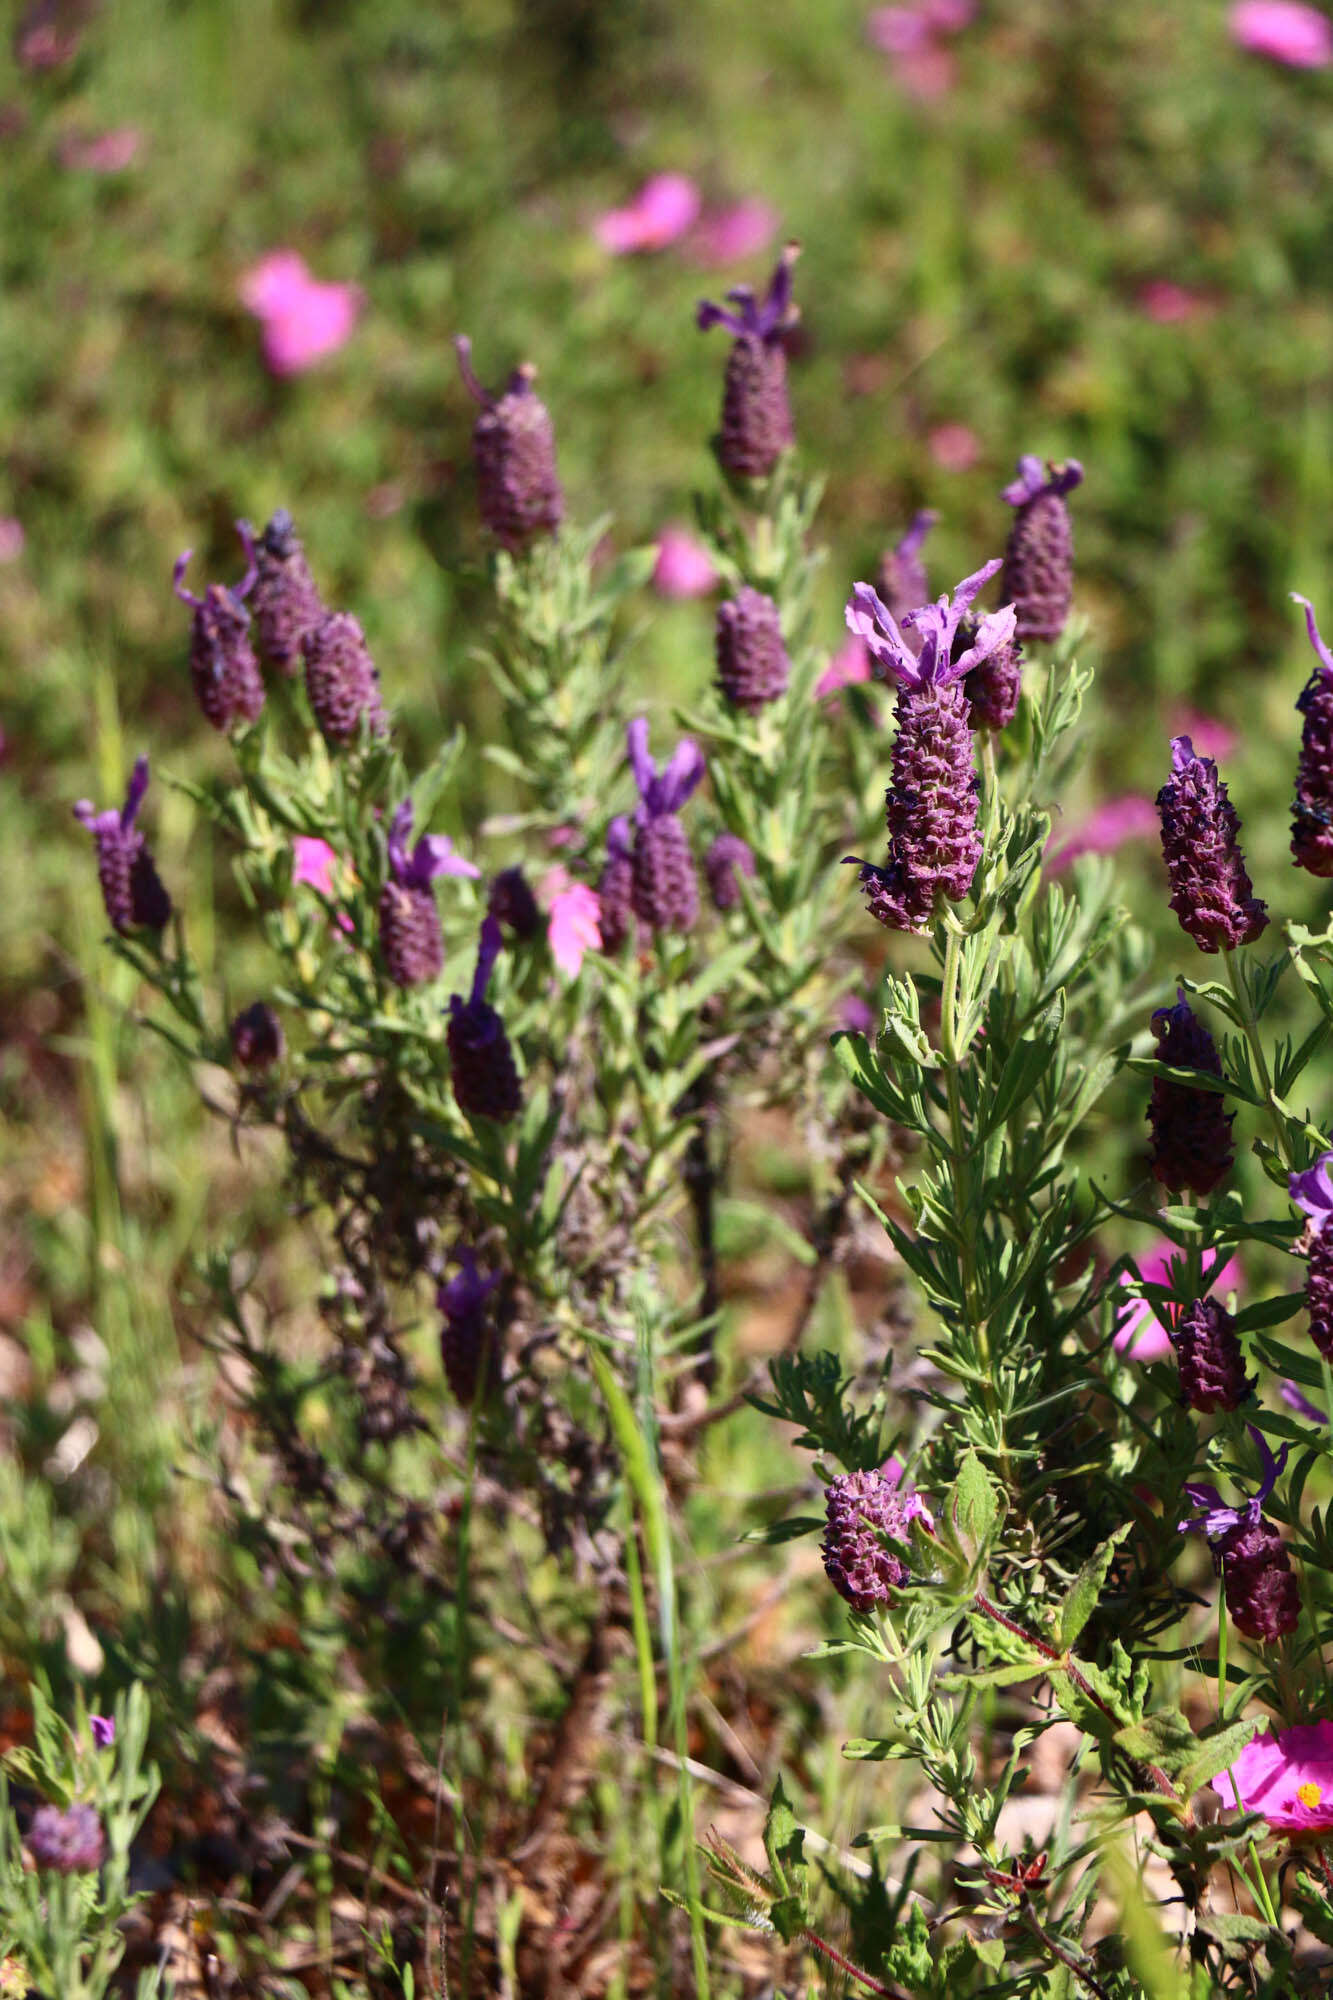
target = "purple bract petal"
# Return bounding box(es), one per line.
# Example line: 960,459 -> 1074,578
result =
1290,1150 -> 1333,1233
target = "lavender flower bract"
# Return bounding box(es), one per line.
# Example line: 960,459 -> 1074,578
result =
1000,455 -> 1083,643
448,916 -> 521,1123
596,817 -> 635,953
1290,1149 -> 1333,1358
1147,991 -> 1234,1197
27,1802 -> 104,1874
1171,1297 -> 1254,1413
697,245 -> 799,481
1157,735 -> 1268,953
627,720 -> 705,934
438,1251 -> 501,1405
715,587 -> 789,712
821,1468 -> 933,1613
248,509 -> 325,673
230,1001 -> 285,1070
456,336 -> 564,551
302,611 -> 385,747
73,757 -> 171,935
379,802 -> 478,990
952,615 -> 1024,732
704,832 -> 756,912
1290,594 -> 1333,876
173,526 -> 265,731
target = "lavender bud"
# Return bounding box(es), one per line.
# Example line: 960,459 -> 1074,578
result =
715,587 -> 789,712
704,832 -> 756,912
1147,991 -> 1234,1197
488,866 -> 543,941
448,917 -> 521,1123
27,1802 -> 104,1875
1000,456 -> 1083,643
249,510 -> 325,674
73,757 -> 171,935
596,817 -> 635,954
378,802 -> 478,990
437,1252 -> 501,1405
1290,595 -> 1333,877
1171,1297 -> 1253,1413
456,338 -> 563,551
1157,735 -> 1268,953
697,245 -> 799,482
302,611 -> 386,747
1306,1226 -> 1333,1360
229,1001 -> 284,1070
953,614 -> 1024,732
173,527 -> 265,731
1218,1517 -> 1300,1644
821,1469 -> 932,1613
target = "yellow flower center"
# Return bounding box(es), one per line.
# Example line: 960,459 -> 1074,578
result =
1298,1782 -> 1323,1810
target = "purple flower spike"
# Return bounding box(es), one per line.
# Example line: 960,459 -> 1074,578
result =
1292,1149 -> 1333,1358
1147,990 -> 1234,1196
1180,1425 -> 1298,1645
1000,456 -> 1083,642
379,802 -> 477,991
27,1802 -> 104,1875
230,1001 -> 285,1070
597,815 -> 636,953
626,721 -> 704,933
704,832 -> 756,912
821,1468 -> 933,1613
438,1250 -> 502,1405
1157,736 -> 1268,954
456,336 -> 563,551
249,510 -> 326,674
697,244 -> 800,480
302,611 -> 385,747
174,526 -> 265,731
715,587 -> 790,712
1172,1296 -> 1254,1413
845,559 -> 1014,692
74,756 -> 171,935
1290,594 -> 1333,876
447,916 -> 521,1122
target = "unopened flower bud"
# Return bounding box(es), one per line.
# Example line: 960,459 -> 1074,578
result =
1218,1517 -> 1300,1644
1157,736 -> 1267,953
627,720 -> 704,935
74,757 -> 171,935
1172,1297 -> 1253,1412
302,611 -> 385,747
437,1252 -> 501,1405
1290,595 -> 1333,876
715,587 -> 789,712
447,917 -> 521,1122
173,526 -> 265,731
456,337 -> 563,550
229,1001 -> 284,1070
1000,456 -> 1082,643
379,802 -> 478,990
488,866 -> 543,941
953,614 -> 1024,731
704,832 -> 756,912
1147,992 -> 1234,1197
249,509 -> 325,673
596,817 -> 635,953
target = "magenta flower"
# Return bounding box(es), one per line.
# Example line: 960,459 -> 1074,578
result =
928,422 -> 979,471
1215,1722 -> 1333,1831
543,873 -> 602,978
89,1715 -> 115,1750
1170,706 -> 1237,761
1138,280 -> 1208,325
58,126 -> 142,173
292,836 -> 338,896
1113,1244 -> 1243,1362
816,635 -> 872,701
593,173 -> 701,255
1229,1 -> 1333,67
689,198 -> 780,267
652,526 -> 717,599
0,519 -> 24,564
1045,794 -> 1158,873
239,251 -> 363,377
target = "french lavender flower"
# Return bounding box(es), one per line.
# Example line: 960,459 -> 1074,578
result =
696,243 -> 799,481
1000,455 -> 1083,642
714,586 -> 789,712
247,509 -> 325,673
88,1714 -> 115,1749
73,757 -> 171,935
301,610 -> 386,747
487,865 -> 543,941
1289,1150 -> 1333,1358
437,1250 -> 501,1405
1147,991 -> 1235,1197
1290,594 -> 1333,877
843,560 -> 1017,931
379,801 -> 479,990
455,335 -> 564,551
1180,1429 -> 1299,1645
596,816 -> 635,953
1157,735 -> 1268,953
704,832 -> 756,912
952,614 -> 1024,732
447,916 -> 521,1123
229,1001 -> 284,1070
875,510 -> 936,630
1171,1297 -> 1254,1413
27,1802 -> 104,1875
173,525 -> 265,731
821,1467 -> 933,1613
627,719 -> 706,934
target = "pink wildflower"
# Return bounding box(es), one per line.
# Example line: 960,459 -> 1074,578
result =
239,251 -> 363,377
593,174 -> 701,255
689,198 -> 781,267
1171,707 -> 1238,762
1229,0 -> 1333,66
544,874 -> 601,977
1113,1243 -> 1242,1362
0,519 -> 24,564
929,422 -> 979,471
292,836 -> 338,895
816,636 -> 872,700
652,526 -> 717,599
58,126 -> 142,173
1046,795 -> 1158,874
1215,1722 -> 1333,1831
1138,280 -> 1207,325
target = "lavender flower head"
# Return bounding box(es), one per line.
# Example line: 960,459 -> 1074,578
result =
704,832 -> 756,912
74,757 -> 171,935
379,801 -> 479,990
1291,1147 -> 1333,1358
456,336 -> 564,551
229,1001 -> 285,1070
447,916 -> 521,1122
697,243 -> 799,481
1000,455 -> 1083,643
301,611 -> 386,747
597,815 -> 635,954
821,1467 -> 934,1613
715,586 -> 790,712
875,510 -> 936,632
1179,1425 -> 1299,1644
27,1801 -> 104,1874
842,560 -> 1017,931
173,526 -> 265,731
1147,989 -> 1234,1197
1157,735 -> 1268,953
1171,1295 -> 1254,1413
1290,593 -> 1333,876
247,509 -> 326,673
437,1250 -> 502,1405
89,1714 -> 115,1750
628,719 -> 706,933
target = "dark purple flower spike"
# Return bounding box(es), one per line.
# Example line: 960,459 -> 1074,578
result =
301,610 -> 386,747
627,719 -> 705,933
74,756 -> 171,935
248,509 -> 325,674
230,1001 -> 284,1070
1180,1425 -> 1299,1644
843,562 -> 1016,931
1291,1148 -> 1333,1358
1290,594 -> 1333,877
1147,990 -> 1234,1197
488,866 -> 543,941
1157,735 -> 1268,954
379,801 -> 479,990
173,525 -> 266,731
448,915 -> 521,1122
715,587 -> 789,712
456,336 -> 564,551
697,243 -> 800,480
1172,1296 -> 1254,1413
1000,455 -> 1083,643
438,1250 -> 502,1405
597,815 -> 635,953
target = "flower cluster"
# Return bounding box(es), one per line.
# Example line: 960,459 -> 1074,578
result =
697,246 -> 800,481
821,1466 -> 933,1613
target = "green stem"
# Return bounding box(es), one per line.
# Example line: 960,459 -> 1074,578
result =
1222,950 -> 1292,1167
941,927 -> 998,1431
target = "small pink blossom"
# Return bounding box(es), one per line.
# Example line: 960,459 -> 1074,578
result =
869,0 -> 972,94
1137,280 -> 1207,325
1229,0 -> 1333,66
545,875 -> 601,978
1045,795 -> 1158,874
928,422 -> 979,471
652,526 -> 717,599
816,636 -> 872,700
292,836 -> 338,895
1171,707 -> 1237,762
0,519 -> 24,564
1215,1722 -> 1333,1831
689,198 -> 780,268
58,126 -> 142,173
239,251 -> 363,377
893,43 -> 957,96
1113,1244 -> 1242,1362
593,174 -> 701,255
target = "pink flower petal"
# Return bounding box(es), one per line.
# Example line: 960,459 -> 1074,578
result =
59,126 -> 142,173
1045,795 -> 1158,874
239,251 -> 363,375
1216,1722 -> 1333,1829
594,173 -> 701,255
816,636 -> 872,700
1137,280 -> 1207,325
652,526 -> 717,599
0,518 -> 25,564
1113,1244 -> 1242,1361
1230,0 -> 1333,66
892,43 -> 958,96
689,198 -> 781,267
547,882 -> 602,978
292,836 -> 338,895
1171,706 -> 1237,762
239,250 -> 310,318
928,422 -> 979,471
867,5 -> 934,53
